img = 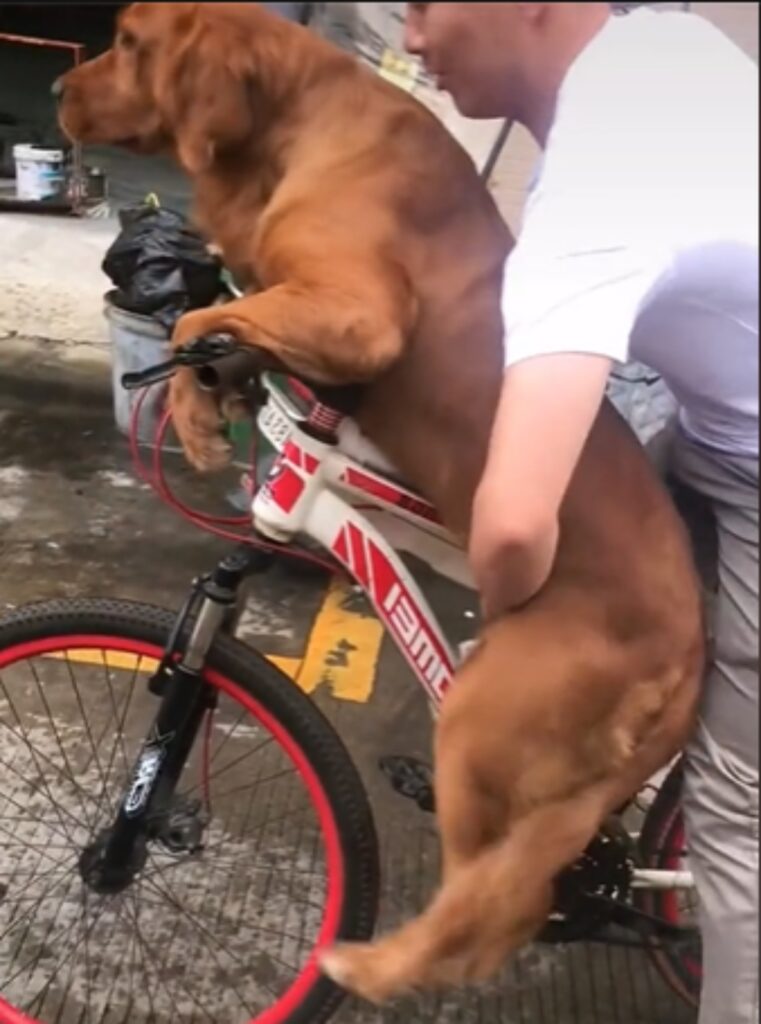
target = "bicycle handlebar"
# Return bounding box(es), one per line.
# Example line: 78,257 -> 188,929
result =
194,349 -> 263,393
121,334 -> 363,419
121,334 -> 260,394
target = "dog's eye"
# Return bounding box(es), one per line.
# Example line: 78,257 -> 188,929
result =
118,29 -> 138,50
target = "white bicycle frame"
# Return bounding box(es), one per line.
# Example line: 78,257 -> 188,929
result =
251,374 -> 693,894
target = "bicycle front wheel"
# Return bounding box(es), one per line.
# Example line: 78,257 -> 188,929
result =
0,598 -> 379,1024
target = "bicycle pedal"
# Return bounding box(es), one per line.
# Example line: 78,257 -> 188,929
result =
379,755 -> 436,813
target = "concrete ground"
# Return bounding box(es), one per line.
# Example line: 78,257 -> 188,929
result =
0,328 -> 698,1024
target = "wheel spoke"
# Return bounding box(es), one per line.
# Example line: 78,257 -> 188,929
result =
0,621 -> 348,1023
117,892 -> 217,1023
142,868 -> 272,1008
12,869 -> 83,1010
28,658 -> 97,829
90,653 -> 144,828
27,889 -> 112,1020
0,815 -> 76,872
204,766 -> 298,804
205,706 -> 248,769
0,676 -> 86,840
0,861 -> 80,986
182,734 -> 278,797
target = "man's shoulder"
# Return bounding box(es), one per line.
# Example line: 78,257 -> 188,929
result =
543,8 -> 756,194
606,7 -> 750,60
563,7 -> 755,112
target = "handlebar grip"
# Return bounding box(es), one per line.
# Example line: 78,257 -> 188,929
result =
194,349 -> 262,392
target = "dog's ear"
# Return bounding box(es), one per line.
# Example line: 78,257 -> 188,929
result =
157,15 -> 272,175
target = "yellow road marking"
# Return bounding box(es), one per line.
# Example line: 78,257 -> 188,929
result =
42,580 -> 382,705
44,649 -> 301,679
296,577 -> 383,703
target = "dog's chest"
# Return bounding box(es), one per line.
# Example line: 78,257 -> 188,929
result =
194,186 -> 271,287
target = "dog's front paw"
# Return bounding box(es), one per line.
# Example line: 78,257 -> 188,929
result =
319,942 -> 413,1005
171,309 -> 218,351
169,369 -> 231,472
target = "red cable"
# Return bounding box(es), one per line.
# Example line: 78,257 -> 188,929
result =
128,383 -> 156,487
151,411 -> 250,527
128,382 -> 339,575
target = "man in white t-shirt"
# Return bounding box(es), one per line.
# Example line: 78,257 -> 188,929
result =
405,4 -> 758,1023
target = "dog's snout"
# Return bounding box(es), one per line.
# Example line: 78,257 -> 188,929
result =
51,77 -> 65,100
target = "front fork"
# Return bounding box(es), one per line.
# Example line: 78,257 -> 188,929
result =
79,545 -> 274,895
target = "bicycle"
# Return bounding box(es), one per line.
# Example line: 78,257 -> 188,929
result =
0,336 -> 700,1024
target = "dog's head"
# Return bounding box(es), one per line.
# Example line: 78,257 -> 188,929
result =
57,2 -> 298,175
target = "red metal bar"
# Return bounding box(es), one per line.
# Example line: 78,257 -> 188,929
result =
0,30 -> 88,214
0,31 -> 85,58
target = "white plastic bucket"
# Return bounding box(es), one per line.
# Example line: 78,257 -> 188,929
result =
13,144 -> 66,201
104,291 -> 174,445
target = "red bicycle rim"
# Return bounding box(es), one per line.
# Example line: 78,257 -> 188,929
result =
658,816 -> 701,979
0,634 -> 346,1024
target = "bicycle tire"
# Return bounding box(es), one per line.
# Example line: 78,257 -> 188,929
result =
636,759 -> 702,1009
0,597 -> 380,1024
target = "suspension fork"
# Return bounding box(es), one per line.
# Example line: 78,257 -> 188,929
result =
79,545 -> 274,894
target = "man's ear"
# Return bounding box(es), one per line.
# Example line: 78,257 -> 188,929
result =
158,24 -> 260,175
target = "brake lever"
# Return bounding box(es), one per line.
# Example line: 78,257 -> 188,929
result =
121,358 -> 181,391
121,334 -> 239,391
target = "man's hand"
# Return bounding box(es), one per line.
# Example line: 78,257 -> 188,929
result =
469,352 -> 612,621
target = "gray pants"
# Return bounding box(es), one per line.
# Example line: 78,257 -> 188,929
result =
669,430 -> 759,1024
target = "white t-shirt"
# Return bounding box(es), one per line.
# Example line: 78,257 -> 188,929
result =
503,7 -> 759,457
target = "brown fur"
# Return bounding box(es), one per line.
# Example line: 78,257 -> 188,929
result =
59,2 -> 704,1001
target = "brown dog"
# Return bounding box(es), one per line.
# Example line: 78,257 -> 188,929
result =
58,2 -> 704,1003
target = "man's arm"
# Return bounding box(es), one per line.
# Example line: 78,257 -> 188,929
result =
473,148 -> 669,621
469,352 -> 612,621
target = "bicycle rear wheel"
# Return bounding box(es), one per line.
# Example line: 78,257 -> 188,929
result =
636,759 -> 702,1008
0,598 -> 379,1024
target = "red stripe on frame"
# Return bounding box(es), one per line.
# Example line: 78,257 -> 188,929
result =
267,465 -> 305,513
343,467 -> 439,523
344,467 -> 403,505
367,537 -> 396,607
332,526 -> 349,567
348,523 -> 369,587
283,440 -> 302,470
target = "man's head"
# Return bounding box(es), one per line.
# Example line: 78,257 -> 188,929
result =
405,3 -> 610,138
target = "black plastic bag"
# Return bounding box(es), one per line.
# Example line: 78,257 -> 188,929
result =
102,203 -> 224,329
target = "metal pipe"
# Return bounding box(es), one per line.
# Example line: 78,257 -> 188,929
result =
480,119 -> 513,184
71,39 -> 86,214
0,30 -> 87,214
0,31 -> 85,56
631,869 -> 695,890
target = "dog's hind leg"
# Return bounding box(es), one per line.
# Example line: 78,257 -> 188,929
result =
320,778 -> 618,1003
434,740 -> 506,883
